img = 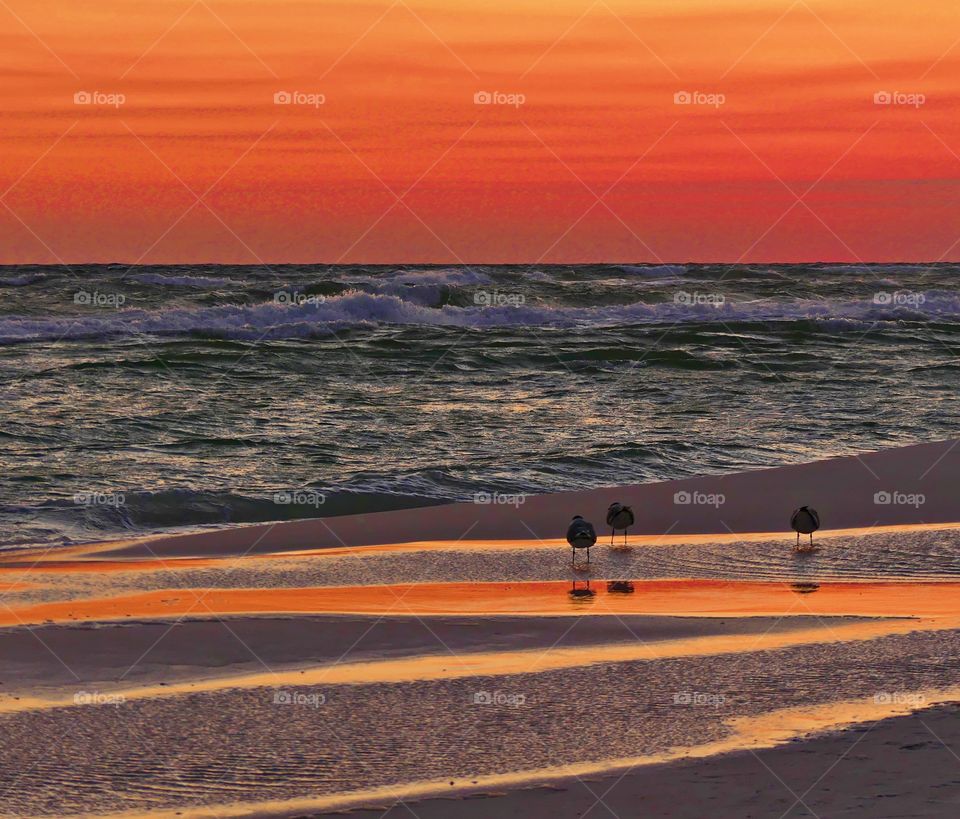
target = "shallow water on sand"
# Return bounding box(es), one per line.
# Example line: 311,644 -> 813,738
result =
2,627 -> 960,816
8,526 -> 960,612
217,526 -> 960,585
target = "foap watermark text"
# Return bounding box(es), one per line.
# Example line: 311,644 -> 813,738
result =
274,490 -> 326,507
674,490 -> 725,508
473,690 -> 526,707
674,91 -> 725,108
274,91 -> 325,108
874,490 -> 925,508
474,91 -> 525,108
473,491 -> 526,508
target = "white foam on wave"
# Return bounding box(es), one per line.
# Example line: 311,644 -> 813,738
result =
2,289 -> 959,344
0,273 -> 43,287
818,264 -> 940,274
129,273 -> 235,288
365,268 -> 494,305
386,268 -> 493,285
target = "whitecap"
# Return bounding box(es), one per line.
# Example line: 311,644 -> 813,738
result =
2,289 -> 959,345
129,273 -> 234,288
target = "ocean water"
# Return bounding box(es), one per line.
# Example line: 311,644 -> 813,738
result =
1,263 -> 958,549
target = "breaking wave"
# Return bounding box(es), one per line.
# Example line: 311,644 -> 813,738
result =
1,289 -> 958,345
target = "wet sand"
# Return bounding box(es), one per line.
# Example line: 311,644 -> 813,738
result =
1,441 -> 959,817
307,700 -> 960,819
0,612 -> 842,695
6,623 -> 960,817
2,579 -> 960,627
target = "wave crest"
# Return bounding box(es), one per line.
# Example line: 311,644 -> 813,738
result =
2,289 -> 959,345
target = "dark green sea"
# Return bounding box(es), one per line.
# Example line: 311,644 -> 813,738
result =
1,263 -> 957,548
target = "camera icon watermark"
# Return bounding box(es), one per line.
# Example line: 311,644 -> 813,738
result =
274,90 -> 325,108
873,490 -> 925,508
873,290 -> 925,307
73,491 -> 125,507
673,691 -> 726,708
472,491 -> 526,508
74,90 -> 126,108
674,90 -> 725,108
873,90 -> 925,108
74,290 -> 126,308
673,490 -> 725,508
274,490 -> 326,507
473,90 -> 526,108
674,291 -> 725,307
874,691 -> 925,707
473,289 -> 525,307
473,689 -> 526,707
273,290 -> 325,306
273,689 -> 326,707
74,690 -> 126,707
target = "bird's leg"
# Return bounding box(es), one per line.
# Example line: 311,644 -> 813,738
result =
610,528 -> 614,546
809,533 -> 813,547
796,532 -> 800,548
623,528 -> 628,547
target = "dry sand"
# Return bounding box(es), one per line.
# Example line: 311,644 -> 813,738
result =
77,437 -> 959,559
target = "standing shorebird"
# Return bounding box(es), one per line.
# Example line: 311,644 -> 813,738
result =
790,506 -> 820,549
566,515 -> 597,566
606,502 -> 635,546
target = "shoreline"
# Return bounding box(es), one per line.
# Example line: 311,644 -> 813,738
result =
62,438 -> 960,560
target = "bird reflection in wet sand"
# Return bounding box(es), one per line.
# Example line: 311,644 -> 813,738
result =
569,580 -> 596,599
607,580 -> 635,594
791,535 -> 820,593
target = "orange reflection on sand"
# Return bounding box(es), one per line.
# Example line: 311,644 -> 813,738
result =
3,616 -> 954,717
0,581 -> 41,591
5,579 -> 960,627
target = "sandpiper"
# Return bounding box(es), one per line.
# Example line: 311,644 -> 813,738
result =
566,515 -> 597,565
790,506 -> 820,549
606,502 -> 635,546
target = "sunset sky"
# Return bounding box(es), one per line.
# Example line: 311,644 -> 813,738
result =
2,0 -> 960,263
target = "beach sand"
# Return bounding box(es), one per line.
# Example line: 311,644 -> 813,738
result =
317,700 -> 960,819
74,437 -> 960,559
1,440 -> 959,817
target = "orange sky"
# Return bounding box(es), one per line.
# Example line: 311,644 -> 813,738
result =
2,0 -> 960,263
